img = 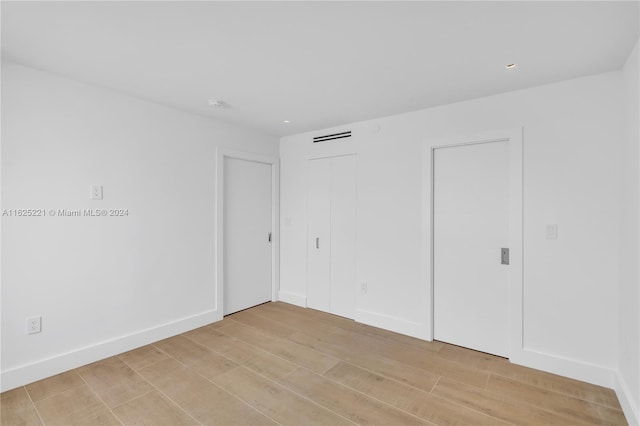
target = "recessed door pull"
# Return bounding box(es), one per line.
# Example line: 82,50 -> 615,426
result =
501,248 -> 509,265
268,232 -> 272,243
316,237 -> 320,249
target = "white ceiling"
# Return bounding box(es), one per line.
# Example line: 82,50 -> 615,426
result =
2,1 -> 638,137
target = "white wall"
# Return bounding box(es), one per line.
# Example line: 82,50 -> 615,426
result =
1,62 -> 278,391
281,71 -> 624,387
618,38 -> 640,425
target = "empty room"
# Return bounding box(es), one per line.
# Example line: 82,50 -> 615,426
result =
1,1 -> 639,425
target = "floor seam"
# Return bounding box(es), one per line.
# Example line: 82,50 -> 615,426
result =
74,367 -> 126,426
23,386 -> 46,426
287,333 -> 442,396
201,367 -> 284,426
429,376 -> 441,394
284,364 -> 438,426
151,339 -> 283,426
216,321 -> 342,375
234,364 -> 359,426
124,359 -> 204,425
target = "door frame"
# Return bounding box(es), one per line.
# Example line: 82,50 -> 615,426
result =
215,148 -> 279,320
423,128 -> 523,359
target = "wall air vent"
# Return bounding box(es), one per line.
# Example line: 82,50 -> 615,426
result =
313,131 -> 352,143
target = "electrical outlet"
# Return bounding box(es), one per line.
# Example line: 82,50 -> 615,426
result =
90,184 -> 103,200
361,282 -> 368,293
27,316 -> 42,335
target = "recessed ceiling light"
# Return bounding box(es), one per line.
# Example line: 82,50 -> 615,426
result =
505,63 -> 518,69
283,120 -> 291,124
208,99 -> 224,107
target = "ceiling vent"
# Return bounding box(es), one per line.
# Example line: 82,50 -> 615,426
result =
313,131 -> 351,143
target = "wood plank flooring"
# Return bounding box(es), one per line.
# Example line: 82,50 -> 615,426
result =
1,302 -> 627,425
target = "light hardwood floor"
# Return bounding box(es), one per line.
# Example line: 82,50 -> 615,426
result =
1,302 -> 627,425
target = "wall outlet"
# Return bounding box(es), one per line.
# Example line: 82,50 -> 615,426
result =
545,224 -> 558,239
90,184 -> 103,200
361,282 -> 368,293
27,316 -> 42,334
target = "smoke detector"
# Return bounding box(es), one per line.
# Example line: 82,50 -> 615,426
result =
208,99 -> 225,108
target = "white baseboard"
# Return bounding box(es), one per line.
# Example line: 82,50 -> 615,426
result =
1,309 -> 219,392
278,290 -> 307,307
615,371 -> 640,426
355,308 -> 428,340
509,346 -> 616,389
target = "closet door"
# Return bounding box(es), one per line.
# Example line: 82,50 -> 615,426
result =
307,155 -> 356,318
329,155 -> 357,318
307,158 -> 332,312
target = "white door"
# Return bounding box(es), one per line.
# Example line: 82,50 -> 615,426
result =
307,155 -> 357,318
329,155 -> 357,318
223,157 -> 272,315
433,141 -> 510,357
307,158 -> 332,312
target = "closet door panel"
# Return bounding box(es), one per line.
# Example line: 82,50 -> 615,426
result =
307,158 -> 332,312
330,155 -> 357,319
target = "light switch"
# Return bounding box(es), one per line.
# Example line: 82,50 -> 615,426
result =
284,217 -> 292,227
90,185 -> 103,200
546,224 -> 558,240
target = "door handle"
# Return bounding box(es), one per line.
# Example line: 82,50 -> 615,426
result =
316,237 -> 320,249
268,232 -> 272,243
501,248 -> 509,265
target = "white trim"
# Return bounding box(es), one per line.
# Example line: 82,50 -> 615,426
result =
424,127 -> 524,359
215,148 -> 280,316
307,152 -> 357,161
355,308 -> 428,340
615,371 -> 640,426
512,346 -> 616,388
0,309 -> 218,392
278,290 -> 307,307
